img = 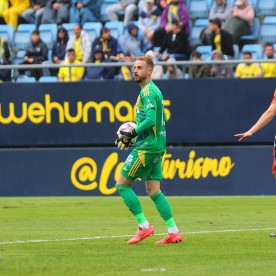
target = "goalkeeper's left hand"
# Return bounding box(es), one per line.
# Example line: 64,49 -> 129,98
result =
115,129 -> 138,150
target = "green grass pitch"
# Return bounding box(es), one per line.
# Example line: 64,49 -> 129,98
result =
1,196 -> 276,276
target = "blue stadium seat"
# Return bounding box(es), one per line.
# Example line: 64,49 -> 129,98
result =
194,18 -> 209,27
240,17 -> 260,41
61,23 -> 75,38
256,0 -> 276,16
263,16 -> 276,24
13,50 -> 25,64
16,76 -> 36,82
83,22 -> 103,43
233,44 -> 240,60
190,25 -> 205,46
189,0 -> 209,19
38,24 -> 58,49
105,21 -> 124,39
13,24 -> 36,50
100,0 -> 119,22
196,45 -> 212,60
241,44 -> 263,59
0,24 -> 14,43
259,22 -> 276,43
39,76 -> 58,82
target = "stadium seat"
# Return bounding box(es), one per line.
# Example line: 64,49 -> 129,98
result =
38,24 -> 58,49
13,24 -> 36,50
100,0 -> 119,22
194,18 -> 209,27
240,17 -> 260,42
83,22 -> 103,43
0,24 -> 14,43
196,45 -> 212,60
39,76 -> 58,82
241,44 -> 263,59
259,22 -> 276,43
189,0 -> 209,19
233,44 -> 240,60
16,76 -> 36,82
105,21 -> 124,39
263,16 -> 276,24
190,25 -> 205,46
13,50 -> 25,64
61,23 -> 75,38
256,0 -> 276,16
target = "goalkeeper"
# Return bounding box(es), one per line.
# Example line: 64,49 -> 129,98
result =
115,55 -> 182,244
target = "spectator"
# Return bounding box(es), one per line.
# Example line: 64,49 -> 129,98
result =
118,22 -> 144,56
92,27 -> 118,60
0,0 -> 9,20
164,57 -> 183,79
58,48 -> 84,81
223,0 -> 254,44
138,0 -> 162,52
42,27 -> 69,76
210,49 -> 233,78
190,50 -> 209,78
146,49 -> 163,79
0,37 -> 11,82
84,48 -> 115,80
107,0 -> 138,27
208,18 -> 234,58
116,53 -> 134,80
209,0 -> 232,22
41,0 -> 70,25
153,0 -> 189,47
3,0 -> 30,30
260,43 -> 276,78
235,51 -> 262,78
66,24 -> 92,63
19,30 -> 48,80
155,20 -> 190,61
21,0 -> 48,28
70,0 -> 101,27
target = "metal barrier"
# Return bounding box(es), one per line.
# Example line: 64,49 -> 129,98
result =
1,59 -> 276,81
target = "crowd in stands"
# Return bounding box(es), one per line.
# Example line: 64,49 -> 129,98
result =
0,0 -> 276,82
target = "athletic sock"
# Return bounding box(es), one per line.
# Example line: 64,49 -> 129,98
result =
150,191 -> 179,234
116,184 -> 149,228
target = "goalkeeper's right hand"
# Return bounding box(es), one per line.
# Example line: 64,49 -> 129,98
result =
115,129 -> 137,151
115,137 -> 129,150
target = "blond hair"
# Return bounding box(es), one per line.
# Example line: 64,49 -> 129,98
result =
135,55 -> 154,69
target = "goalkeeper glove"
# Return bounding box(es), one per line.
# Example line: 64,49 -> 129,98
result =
115,129 -> 138,150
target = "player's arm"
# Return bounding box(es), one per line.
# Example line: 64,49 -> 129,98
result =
116,95 -> 157,149
235,103 -> 276,141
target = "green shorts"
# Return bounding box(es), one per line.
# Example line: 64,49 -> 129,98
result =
121,149 -> 164,181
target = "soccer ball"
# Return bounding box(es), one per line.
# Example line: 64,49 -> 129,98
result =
117,122 -> 137,146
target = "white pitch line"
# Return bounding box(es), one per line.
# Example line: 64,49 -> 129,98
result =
0,227 -> 276,245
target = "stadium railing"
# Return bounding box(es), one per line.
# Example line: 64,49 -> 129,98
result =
1,59 -> 276,81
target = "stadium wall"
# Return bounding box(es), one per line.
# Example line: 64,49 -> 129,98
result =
0,78 -> 276,196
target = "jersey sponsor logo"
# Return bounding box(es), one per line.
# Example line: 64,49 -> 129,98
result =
146,99 -> 154,109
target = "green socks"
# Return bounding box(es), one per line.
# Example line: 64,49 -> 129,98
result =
150,191 -> 178,232
116,184 -> 148,227
116,184 -> 178,233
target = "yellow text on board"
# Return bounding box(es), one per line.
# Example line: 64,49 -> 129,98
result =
71,151 -> 235,195
0,94 -> 171,124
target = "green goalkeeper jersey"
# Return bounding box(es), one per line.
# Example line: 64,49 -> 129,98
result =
134,80 -> 166,153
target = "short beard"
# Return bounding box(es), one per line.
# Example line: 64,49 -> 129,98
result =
135,75 -> 146,83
